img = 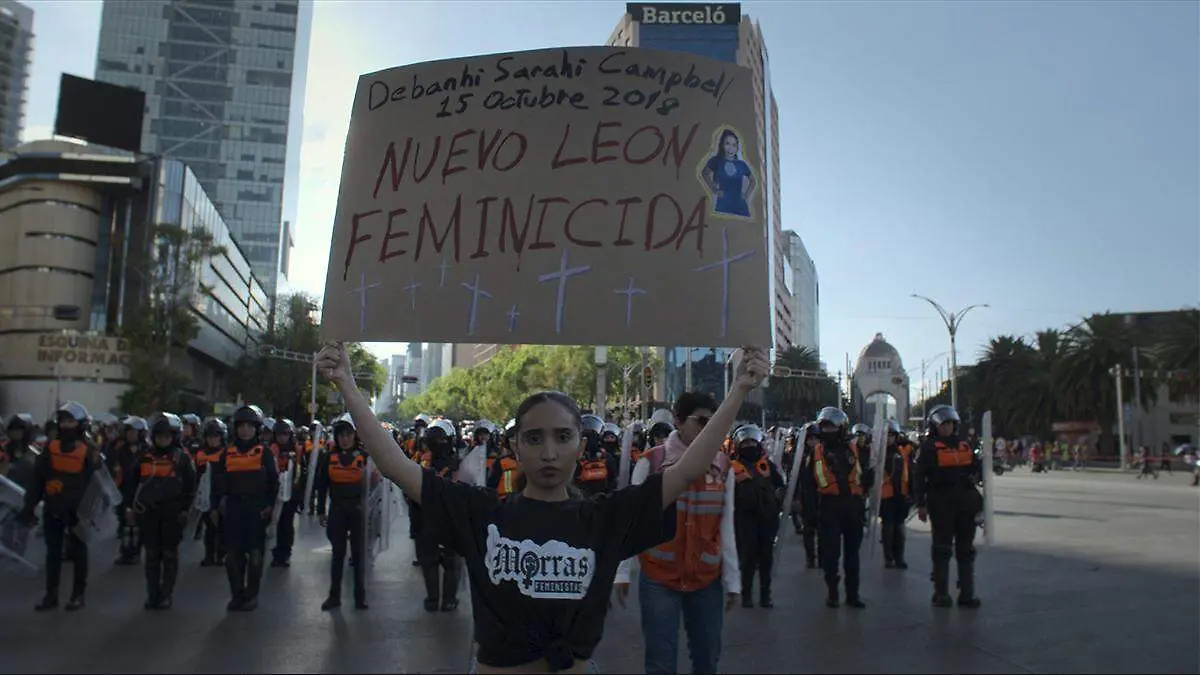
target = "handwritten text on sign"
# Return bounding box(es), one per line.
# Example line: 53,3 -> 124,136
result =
321,47 -> 771,348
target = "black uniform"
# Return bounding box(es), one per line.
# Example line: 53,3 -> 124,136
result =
795,436 -> 820,567
913,431 -> 983,607
20,432 -> 102,610
109,435 -> 147,565
417,446 -> 461,612
574,447 -> 617,496
880,438 -> 915,568
270,439 -> 300,566
314,445 -> 369,609
209,437 -> 279,611
805,430 -> 874,608
125,442 -> 197,608
732,447 -> 784,607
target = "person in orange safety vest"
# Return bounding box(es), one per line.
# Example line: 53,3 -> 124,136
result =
574,414 -> 617,496
730,424 -> 785,608
880,418 -> 915,570
315,412 -> 370,611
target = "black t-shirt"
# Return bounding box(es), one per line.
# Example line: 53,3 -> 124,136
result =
420,469 -> 674,669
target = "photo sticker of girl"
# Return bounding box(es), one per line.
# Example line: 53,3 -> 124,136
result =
699,126 -> 756,219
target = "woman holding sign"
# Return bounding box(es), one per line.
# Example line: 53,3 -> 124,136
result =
316,341 -> 767,674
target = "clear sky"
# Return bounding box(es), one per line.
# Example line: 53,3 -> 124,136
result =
22,0 -> 1199,401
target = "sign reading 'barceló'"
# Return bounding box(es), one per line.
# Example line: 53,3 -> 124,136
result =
321,46 -> 770,348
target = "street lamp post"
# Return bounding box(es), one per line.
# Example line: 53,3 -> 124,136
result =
594,346 -> 608,420
911,294 -> 989,412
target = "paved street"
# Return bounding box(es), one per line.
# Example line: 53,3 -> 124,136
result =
2,468 -> 1197,674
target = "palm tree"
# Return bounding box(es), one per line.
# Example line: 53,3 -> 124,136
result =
1058,313 -> 1153,451
970,335 -> 1036,436
768,346 -> 839,421
1153,309 -> 1199,402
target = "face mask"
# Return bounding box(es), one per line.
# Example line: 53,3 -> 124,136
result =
429,438 -> 452,455
739,445 -> 762,462
584,434 -> 601,456
819,430 -> 841,446
59,426 -> 79,444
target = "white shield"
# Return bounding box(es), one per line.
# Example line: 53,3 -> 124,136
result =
981,411 -> 996,546
73,466 -> 121,546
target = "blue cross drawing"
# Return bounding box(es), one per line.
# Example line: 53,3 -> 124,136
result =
347,272 -> 382,335
694,228 -> 756,339
537,248 -> 592,335
403,275 -> 422,311
438,257 -> 451,288
507,305 -> 520,333
613,276 -> 647,329
460,273 -> 493,337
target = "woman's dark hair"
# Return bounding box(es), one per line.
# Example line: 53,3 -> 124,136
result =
511,391 -> 584,497
717,128 -> 739,155
673,391 -> 718,425
513,390 -> 582,433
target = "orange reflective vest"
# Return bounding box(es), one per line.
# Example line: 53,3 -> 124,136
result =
329,453 -> 367,484
225,445 -> 267,473
139,451 -> 182,479
496,457 -> 520,497
934,440 -> 974,468
639,445 -> 727,593
881,443 -> 911,499
46,440 -> 90,497
196,447 -> 223,468
578,457 -> 609,483
813,442 -> 863,497
731,457 -> 770,483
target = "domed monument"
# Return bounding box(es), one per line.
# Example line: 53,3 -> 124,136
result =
850,333 -> 910,424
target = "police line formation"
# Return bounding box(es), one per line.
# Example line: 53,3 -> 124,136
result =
0,343 -> 989,673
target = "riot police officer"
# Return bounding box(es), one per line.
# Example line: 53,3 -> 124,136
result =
914,405 -> 983,608
124,413 -> 197,609
197,417 -> 227,567
315,413 -> 369,610
270,418 -> 300,567
210,405 -> 279,611
20,401 -> 102,611
730,424 -> 784,608
416,419 -> 461,611
880,419 -> 915,569
3,414 -> 39,491
113,415 -> 149,565
575,414 -> 616,495
803,407 -> 873,609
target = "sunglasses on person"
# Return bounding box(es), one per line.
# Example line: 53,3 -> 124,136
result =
687,415 -> 710,428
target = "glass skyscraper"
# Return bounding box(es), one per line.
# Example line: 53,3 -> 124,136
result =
94,0 -> 309,299
608,3 -> 792,406
0,0 -> 32,151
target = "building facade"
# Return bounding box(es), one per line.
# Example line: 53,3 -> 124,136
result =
375,353 -> 407,414
786,230 -> 819,354
93,0 -> 309,298
0,0 -> 32,150
609,2 -> 792,405
0,139 -> 268,420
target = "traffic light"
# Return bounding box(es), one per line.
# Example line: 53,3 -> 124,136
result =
642,366 -> 653,390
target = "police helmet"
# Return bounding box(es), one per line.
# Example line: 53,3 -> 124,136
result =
732,424 -> 766,446
6,413 -> 33,432
649,408 -> 674,426
202,417 -> 228,439
180,413 -> 202,429
649,421 -> 674,441
331,412 -> 356,433
56,401 -> 91,427
275,418 -> 296,435
580,414 -> 605,436
414,414 -> 431,427
850,423 -> 871,437
232,405 -> 265,427
815,407 -> 850,435
262,417 -> 276,432
473,420 -> 496,437
149,412 -> 183,437
601,422 -> 621,439
426,419 -> 456,439
631,421 -> 645,434
886,419 -> 903,435
927,405 -> 961,433
123,415 -> 149,432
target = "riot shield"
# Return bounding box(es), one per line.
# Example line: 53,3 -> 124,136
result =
279,459 -> 294,503
774,424 -> 809,570
362,457 -> 385,591
617,425 -> 634,489
73,465 -> 122,547
866,408 -> 887,557
303,422 -> 324,511
981,411 -> 995,547
192,467 -> 212,514
0,475 -> 37,576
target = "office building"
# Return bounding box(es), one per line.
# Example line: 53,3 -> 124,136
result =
786,230 -> 819,354
0,1 -> 32,150
406,342 -> 424,395
375,353 -> 407,415
93,0 -> 310,298
0,139 -> 269,418
608,2 -> 792,404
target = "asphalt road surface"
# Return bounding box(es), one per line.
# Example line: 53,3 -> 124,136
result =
2,467 -> 1197,674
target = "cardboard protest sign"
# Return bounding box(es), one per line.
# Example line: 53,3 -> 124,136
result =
322,46 -> 770,347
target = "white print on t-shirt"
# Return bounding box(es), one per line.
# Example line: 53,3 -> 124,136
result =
486,524 -> 596,600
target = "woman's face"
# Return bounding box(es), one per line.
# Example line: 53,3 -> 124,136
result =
336,428 -> 356,450
515,401 -> 582,490
937,421 -> 956,437
722,134 -> 739,157
205,432 -> 223,448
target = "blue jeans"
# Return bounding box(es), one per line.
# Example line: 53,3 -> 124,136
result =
639,575 -> 724,674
